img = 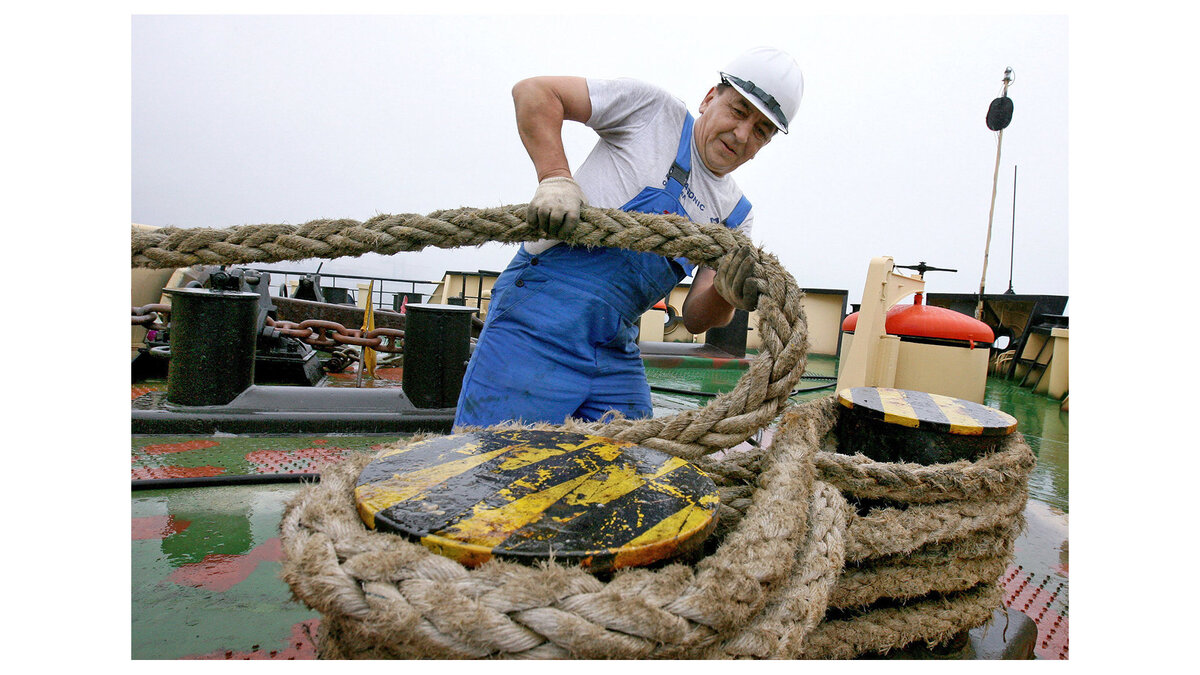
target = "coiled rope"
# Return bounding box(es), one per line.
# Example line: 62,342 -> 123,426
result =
278,400 -> 1032,658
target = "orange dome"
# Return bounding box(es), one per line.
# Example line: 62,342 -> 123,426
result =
842,302 -> 994,344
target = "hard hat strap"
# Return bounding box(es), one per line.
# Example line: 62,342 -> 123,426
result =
721,73 -> 787,131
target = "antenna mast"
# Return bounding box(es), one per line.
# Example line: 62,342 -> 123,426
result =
1006,165 -> 1017,294
976,67 -> 1014,320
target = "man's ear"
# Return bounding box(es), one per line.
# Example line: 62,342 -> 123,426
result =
699,86 -> 718,114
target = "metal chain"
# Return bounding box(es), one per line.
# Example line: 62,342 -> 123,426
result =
131,303 -> 171,328
131,303 -> 405,353
266,317 -> 405,353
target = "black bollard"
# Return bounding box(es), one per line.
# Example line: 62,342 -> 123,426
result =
162,287 -> 261,407
835,387 -> 1018,464
402,303 -> 479,408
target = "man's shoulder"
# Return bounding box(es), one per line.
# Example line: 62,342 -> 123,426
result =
587,77 -> 675,101
586,78 -> 686,131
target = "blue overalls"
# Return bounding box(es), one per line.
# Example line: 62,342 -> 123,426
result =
454,112 -> 751,428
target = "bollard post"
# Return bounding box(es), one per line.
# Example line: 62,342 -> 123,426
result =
402,303 -> 479,408
162,287 -> 261,406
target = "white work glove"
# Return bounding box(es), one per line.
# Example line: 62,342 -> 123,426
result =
527,176 -> 587,240
713,244 -> 761,312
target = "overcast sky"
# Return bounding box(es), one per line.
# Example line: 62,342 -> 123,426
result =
132,13 -> 1068,306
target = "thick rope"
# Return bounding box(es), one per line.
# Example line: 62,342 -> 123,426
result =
279,396 -> 1034,658
818,434 -> 1035,564
705,481 -> 851,658
791,422 -> 1034,659
802,583 -> 1003,659
281,401 -> 845,659
829,524 -> 1018,607
133,207 -> 733,270
814,434 -> 1036,504
131,206 -> 809,457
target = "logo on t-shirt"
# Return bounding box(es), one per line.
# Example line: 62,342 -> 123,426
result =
662,177 -> 709,216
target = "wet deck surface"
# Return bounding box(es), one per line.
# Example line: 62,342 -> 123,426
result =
131,354 -> 1067,659
984,376 -> 1069,660
132,484 -> 320,659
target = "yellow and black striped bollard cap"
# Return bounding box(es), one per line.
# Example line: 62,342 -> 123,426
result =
354,429 -> 719,573
836,387 -> 1018,464
837,387 -> 1017,436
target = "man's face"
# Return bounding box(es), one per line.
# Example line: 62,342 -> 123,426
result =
694,86 -> 777,176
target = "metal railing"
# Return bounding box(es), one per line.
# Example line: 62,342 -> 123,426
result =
450,271 -> 498,312
251,267 -> 441,312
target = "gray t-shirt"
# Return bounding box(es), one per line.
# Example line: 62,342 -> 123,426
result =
524,77 -> 753,261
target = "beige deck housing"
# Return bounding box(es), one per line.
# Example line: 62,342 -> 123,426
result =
836,257 -> 991,404
1012,326 -> 1069,399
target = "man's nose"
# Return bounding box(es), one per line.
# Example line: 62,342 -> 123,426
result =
731,120 -> 753,143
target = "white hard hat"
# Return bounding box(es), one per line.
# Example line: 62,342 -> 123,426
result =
719,47 -> 805,134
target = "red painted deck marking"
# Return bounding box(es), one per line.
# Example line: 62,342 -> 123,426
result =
131,515 -> 191,540
167,538 -> 283,592
131,465 -> 227,479
142,439 -> 221,455
181,618 -> 319,660
1002,565 -> 1068,660
244,446 -> 351,473
132,385 -> 166,400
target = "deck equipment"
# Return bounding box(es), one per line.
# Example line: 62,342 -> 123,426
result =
354,429 -> 718,573
836,386 -> 1018,464
131,283 -> 474,435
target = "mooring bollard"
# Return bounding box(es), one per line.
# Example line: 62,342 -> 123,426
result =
835,386 -> 1018,464
162,286 -> 261,407
402,303 -> 479,409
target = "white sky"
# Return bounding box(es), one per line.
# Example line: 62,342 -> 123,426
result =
131,12 -> 1067,306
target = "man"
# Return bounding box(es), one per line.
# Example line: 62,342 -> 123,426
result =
454,47 -> 804,428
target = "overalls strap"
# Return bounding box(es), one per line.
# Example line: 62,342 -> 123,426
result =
725,195 -> 752,227
664,113 -> 694,198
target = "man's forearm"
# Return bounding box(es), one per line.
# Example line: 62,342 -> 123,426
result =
682,267 -> 736,334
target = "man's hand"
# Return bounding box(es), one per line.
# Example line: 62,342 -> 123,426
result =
527,176 -> 587,240
712,244 -> 761,311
